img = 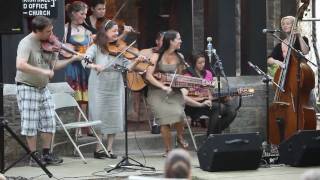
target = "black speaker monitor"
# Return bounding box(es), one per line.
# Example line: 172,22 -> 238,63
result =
279,130 -> 320,167
197,132 -> 262,172
0,0 -> 23,34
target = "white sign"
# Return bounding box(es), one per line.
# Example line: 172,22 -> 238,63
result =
22,0 -> 58,18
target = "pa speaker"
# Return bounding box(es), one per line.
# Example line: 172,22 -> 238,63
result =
0,0 -> 23,34
197,132 -> 262,172
279,130 -> 320,167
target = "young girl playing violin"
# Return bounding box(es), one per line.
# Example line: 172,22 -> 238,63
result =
84,20 -> 146,159
145,30 -> 211,157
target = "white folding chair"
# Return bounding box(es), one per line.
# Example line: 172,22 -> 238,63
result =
50,93 -> 108,163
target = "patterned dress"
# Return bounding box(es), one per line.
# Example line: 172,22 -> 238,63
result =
64,25 -> 91,103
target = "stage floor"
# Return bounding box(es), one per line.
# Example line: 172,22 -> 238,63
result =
4,151 -> 320,180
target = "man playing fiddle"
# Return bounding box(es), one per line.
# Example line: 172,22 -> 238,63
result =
15,16 -> 82,166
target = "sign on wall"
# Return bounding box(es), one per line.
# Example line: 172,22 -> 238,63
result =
22,0 -> 58,18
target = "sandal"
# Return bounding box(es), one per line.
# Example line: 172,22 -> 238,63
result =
177,138 -> 189,149
162,150 -> 170,157
106,151 -> 117,159
93,150 -> 107,159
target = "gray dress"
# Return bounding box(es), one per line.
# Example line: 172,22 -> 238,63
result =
147,59 -> 186,125
85,44 -> 132,134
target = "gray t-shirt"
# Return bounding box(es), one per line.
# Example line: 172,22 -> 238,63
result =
15,33 -> 57,87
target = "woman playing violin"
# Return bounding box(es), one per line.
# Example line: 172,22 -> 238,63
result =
84,20 -> 146,159
64,1 -> 92,137
83,0 -> 135,40
145,30 -> 211,157
267,16 -> 310,76
83,0 -> 106,34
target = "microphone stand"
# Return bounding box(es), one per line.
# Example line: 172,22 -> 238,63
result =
206,47 -> 228,135
248,61 -> 281,142
107,63 -> 155,173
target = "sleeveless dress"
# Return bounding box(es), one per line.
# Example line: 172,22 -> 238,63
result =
65,29 -> 91,103
147,59 -> 186,125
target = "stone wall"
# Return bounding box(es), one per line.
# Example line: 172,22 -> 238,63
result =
266,0 -> 281,57
192,0 -> 204,53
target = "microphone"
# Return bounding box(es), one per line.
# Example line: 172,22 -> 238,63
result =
206,37 -> 213,63
248,61 -> 262,75
262,29 -> 281,34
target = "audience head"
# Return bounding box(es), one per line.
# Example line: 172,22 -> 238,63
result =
0,173 -> 6,180
301,169 -> 320,180
165,149 -> 191,179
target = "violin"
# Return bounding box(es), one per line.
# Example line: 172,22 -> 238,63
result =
106,39 -> 153,66
41,34 -> 91,63
41,35 -> 82,58
105,39 -> 153,91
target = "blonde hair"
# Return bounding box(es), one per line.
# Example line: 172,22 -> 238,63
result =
281,16 -> 295,26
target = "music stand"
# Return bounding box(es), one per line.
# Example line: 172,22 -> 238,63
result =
106,64 -> 155,173
0,36 -> 52,177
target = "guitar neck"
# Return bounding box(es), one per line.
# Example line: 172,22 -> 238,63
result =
212,90 -> 239,98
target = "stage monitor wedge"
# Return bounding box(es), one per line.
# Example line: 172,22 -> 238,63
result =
279,130 -> 320,167
197,132 -> 263,172
0,0 -> 23,34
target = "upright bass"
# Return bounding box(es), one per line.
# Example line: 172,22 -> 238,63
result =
268,0 -> 316,145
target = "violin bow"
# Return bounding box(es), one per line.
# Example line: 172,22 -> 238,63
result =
116,40 -> 137,59
98,40 -> 136,74
112,0 -> 129,22
169,69 -> 178,89
164,69 -> 177,99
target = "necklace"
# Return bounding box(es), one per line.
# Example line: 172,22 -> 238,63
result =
71,23 -> 81,32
